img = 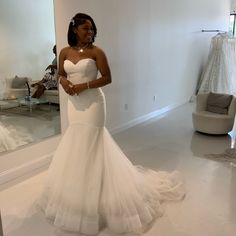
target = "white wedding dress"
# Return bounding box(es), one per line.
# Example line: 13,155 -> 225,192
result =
197,33 -> 236,95
38,58 -> 185,235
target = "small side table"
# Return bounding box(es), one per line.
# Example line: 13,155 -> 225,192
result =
17,97 -> 49,113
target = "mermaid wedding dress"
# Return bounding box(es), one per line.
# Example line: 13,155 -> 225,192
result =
38,58 -> 185,235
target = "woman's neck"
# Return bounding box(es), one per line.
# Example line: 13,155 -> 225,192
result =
74,43 -> 90,53
77,42 -> 88,47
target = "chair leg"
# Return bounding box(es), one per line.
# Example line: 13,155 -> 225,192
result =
0,211 -> 3,236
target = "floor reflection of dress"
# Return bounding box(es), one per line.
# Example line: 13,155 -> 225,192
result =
38,58 -> 185,235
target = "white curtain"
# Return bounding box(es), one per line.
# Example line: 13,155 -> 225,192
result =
197,33 -> 236,95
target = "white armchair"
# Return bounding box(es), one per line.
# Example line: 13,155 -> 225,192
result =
4,76 -> 32,99
3,76 -> 59,104
192,93 -> 236,135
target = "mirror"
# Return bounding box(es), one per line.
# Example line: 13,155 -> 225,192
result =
0,0 -> 61,154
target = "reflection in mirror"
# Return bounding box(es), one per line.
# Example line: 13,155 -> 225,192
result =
0,0 -> 61,154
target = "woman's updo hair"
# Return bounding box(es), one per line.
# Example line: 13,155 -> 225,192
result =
67,13 -> 97,47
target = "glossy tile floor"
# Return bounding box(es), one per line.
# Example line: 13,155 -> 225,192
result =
0,102 -> 236,236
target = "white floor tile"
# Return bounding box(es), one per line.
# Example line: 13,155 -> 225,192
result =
0,102 -> 236,236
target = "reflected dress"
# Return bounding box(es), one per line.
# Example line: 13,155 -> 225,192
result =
0,123 -> 19,152
39,58 -> 185,235
0,122 -> 32,152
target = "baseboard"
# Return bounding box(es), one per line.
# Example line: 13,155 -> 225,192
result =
110,102 -> 182,134
0,153 -> 52,186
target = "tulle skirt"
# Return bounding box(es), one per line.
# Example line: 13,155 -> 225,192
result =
38,88 -> 185,235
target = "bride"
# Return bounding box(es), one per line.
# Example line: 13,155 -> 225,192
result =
38,13 -> 185,235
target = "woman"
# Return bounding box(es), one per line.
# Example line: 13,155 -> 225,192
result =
32,45 -> 58,99
38,13 -> 185,235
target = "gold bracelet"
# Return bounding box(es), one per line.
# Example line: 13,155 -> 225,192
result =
87,82 -> 90,89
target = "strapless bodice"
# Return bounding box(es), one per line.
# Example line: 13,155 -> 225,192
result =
64,58 -> 98,84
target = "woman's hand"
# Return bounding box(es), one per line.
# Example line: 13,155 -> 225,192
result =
72,84 -> 87,95
65,84 -> 75,96
59,77 -> 75,95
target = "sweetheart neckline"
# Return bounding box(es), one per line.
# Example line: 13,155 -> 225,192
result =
64,58 -> 96,65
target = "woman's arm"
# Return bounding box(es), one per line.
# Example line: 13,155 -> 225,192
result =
58,47 -> 75,95
91,47 -> 112,87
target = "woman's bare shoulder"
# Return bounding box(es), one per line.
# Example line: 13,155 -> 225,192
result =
60,46 -> 71,55
91,45 -> 106,58
92,45 -> 104,53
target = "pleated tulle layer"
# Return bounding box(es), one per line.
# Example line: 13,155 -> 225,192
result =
38,122 -> 185,235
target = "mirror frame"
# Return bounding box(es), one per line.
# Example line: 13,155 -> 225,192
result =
0,0 -> 62,184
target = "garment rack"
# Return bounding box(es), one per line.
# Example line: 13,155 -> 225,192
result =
201,29 -> 227,33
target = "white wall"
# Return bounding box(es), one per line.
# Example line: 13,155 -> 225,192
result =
0,0 -> 55,80
54,0 -> 231,131
0,0 -> 231,184
232,0 -> 236,13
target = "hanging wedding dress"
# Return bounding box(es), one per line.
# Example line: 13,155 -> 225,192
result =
197,33 -> 236,94
38,58 -> 185,235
